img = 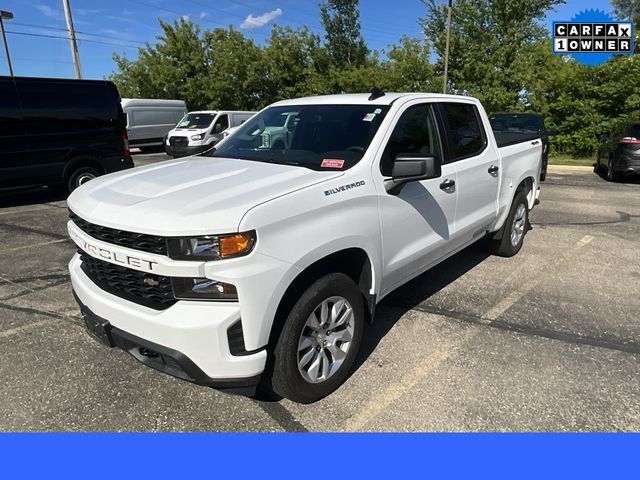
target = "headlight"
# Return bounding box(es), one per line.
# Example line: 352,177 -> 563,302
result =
261,133 -> 271,148
191,134 -> 204,141
167,231 -> 256,260
171,277 -> 237,301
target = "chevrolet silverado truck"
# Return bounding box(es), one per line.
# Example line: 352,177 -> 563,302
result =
67,92 -> 542,404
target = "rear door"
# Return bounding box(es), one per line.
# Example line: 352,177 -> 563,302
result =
377,101 -> 458,295
0,78 -> 28,188
437,102 -> 500,245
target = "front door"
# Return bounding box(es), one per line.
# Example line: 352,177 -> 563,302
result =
376,102 -> 457,297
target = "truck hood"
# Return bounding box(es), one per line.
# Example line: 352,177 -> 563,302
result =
67,157 -> 343,235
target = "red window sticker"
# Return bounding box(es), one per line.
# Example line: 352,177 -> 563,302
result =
321,159 -> 345,168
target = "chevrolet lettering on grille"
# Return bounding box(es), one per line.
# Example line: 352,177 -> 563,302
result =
69,227 -> 158,272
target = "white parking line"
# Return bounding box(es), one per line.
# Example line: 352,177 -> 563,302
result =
343,234 -> 595,431
482,235 -> 593,322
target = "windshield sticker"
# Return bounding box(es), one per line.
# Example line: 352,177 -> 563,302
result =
321,159 -> 345,168
324,180 -> 366,197
363,113 -> 377,122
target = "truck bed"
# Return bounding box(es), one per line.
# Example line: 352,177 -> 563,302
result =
493,131 -> 541,148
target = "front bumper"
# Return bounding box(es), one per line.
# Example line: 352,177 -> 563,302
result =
69,254 -> 267,389
165,144 -> 210,158
612,155 -> 640,174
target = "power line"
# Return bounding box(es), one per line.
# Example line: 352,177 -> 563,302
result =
5,29 -> 140,49
10,21 -> 147,46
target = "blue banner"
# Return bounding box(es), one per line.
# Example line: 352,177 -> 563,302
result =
1,433 -> 638,478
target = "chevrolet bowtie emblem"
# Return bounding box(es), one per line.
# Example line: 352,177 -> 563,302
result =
143,277 -> 159,287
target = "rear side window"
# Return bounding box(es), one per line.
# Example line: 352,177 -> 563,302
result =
441,103 -> 487,161
0,79 -> 23,136
628,124 -> 640,139
132,109 -> 183,126
17,80 -> 116,133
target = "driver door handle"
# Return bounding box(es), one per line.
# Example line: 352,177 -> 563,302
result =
488,165 -> 499,174
439,179 -> 455,190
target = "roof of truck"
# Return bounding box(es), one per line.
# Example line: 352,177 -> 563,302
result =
271,92 -> 479,107
121,98 -> 186,107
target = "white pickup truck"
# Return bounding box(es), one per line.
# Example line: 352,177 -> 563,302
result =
67,92 -> 542,403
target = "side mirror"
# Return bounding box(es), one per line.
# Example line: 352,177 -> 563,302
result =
547,128 -> 559,136
214,123 -> 224,134
386,153 -> 441,194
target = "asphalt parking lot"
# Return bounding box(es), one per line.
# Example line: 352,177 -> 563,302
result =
1,154 -> 639,432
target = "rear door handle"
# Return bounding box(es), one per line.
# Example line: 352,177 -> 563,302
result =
488,165 -> 499,174
439,179 -> 455,190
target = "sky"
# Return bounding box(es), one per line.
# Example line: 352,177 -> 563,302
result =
0,0 -> 618,80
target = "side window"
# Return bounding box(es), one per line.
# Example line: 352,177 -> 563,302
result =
441,103 -> 486,161
0,79 -> 23,136
17,80 -> 112,133
381,104 -> 441,176
214,114 -> 229,133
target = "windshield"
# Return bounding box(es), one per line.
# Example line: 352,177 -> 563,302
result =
176,113 -> 215,129
208,104 -> 389,170
490,114 -> 544,133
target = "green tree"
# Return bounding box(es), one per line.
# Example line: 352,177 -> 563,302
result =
611,0 -> 639,20
200,27 -> 264,110
259,25 -> 330,102
381,36 -> 437,92
319,0 -> 368,69
110,18 -> 207,109
420,0 -> 565,112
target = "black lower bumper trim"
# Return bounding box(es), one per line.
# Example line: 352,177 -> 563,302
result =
73,291 -> 261,395
165,144 -> 211,158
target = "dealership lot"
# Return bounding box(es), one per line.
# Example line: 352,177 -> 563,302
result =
0,156 -> 639,431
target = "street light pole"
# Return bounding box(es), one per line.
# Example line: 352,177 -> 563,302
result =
61,0 -> 81,79
442,0 -> 452,94
0,9 -> 14,76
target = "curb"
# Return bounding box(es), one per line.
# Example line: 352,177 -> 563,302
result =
547,164 -> 594,172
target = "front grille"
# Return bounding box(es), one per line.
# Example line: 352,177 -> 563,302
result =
79,252 -> 176,310
70,211 -> 167,256
169,136 -> 188,146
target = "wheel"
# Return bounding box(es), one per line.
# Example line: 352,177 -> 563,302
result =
271,141 -> 285,150
67,166 -> 100,192
267,273 -> 365,404
488,190 -> 529,257
606,157 -> 619,182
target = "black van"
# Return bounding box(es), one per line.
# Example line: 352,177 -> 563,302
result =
0,76 -> 133,193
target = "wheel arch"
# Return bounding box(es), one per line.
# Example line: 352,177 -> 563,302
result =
63,155 -> 105,182
267,247 -> 376,353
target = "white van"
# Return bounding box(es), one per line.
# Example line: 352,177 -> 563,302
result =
122,99 -> 187,152
165,110 -> 255,157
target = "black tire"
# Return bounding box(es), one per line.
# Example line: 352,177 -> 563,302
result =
606,157 -> 619,182
267,273 -> 365,404
67,166 -> 100,192
594,157 -> 601,174
488,190 -> 529,257
272,141 -> 285,150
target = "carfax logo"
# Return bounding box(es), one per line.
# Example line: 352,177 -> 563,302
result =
552,9 -> 634,65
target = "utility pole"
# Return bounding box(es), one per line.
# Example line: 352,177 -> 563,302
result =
0,9 -> 14,76
442,0 -> 452,94
61,0 -> 81,78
